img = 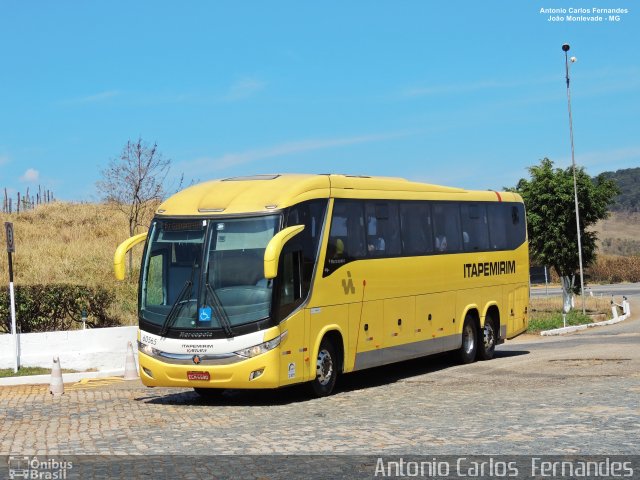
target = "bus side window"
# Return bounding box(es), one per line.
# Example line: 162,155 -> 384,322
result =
323,200 -> 365,276
507,204 -> 526,248
461,203 -> 489,252
488,203 -> 508,250
400,202 -> 433,255
433,203 -> 462,252
285,200 -> 328,296
275,250 -> 303,321
365,202 -> 401,257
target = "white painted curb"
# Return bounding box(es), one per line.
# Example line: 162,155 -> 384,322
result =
540,312 -> 631,336
0,368 -> 127,387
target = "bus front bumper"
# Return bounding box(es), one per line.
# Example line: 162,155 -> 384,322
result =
138,349 -> 281,389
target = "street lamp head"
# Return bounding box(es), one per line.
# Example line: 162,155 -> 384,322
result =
562,43 -> 571,52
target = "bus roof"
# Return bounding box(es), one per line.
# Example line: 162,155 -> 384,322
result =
156,174 -> 523,216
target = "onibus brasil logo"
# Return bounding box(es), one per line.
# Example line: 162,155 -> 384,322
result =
8,456 -> 73,479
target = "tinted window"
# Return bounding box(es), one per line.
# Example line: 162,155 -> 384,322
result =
461,204 -> 490,252
400,202 -> 434,255
285,200 -> 328,297
487,203 -> 509,250
324,200 -> 365,276
365,202 -> 401,257
432,203 -> 462,252
507,203 -> 526,248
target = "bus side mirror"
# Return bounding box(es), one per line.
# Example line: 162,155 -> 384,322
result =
263,225 -> 305,279
114,232 -> 148,281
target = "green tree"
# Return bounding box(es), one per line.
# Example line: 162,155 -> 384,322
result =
514,158 -> 618,309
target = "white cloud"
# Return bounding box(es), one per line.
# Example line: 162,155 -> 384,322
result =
222,78 -> 266,101
181,131 -> 413,173
20,168 -> 40,182
553,146 -> 640,172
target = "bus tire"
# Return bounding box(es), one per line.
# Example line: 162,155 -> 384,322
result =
309,338 -> 338,397
459,314 -> 478,364
477,314 -> 497,361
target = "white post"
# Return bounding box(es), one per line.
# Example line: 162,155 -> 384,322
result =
5,221 -> 18,373
611,302 -> 619,321
10,280 -> 18,373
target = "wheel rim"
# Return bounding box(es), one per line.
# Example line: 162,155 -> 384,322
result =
463,324 -> 475,354
316,349 -> 334,386
483,323 -> 495,351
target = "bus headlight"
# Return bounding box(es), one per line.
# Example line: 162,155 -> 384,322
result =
138,341 -> 156,356
234,331 -> 288,358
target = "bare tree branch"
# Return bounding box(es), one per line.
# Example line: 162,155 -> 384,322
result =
96,137 -> 171,278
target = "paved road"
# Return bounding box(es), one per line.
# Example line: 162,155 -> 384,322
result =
531,282 -> 640,299
1,300 -> 638,459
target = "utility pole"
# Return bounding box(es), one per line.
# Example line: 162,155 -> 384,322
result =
562,43 -> 586,315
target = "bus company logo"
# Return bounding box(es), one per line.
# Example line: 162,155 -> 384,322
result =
341,271 -> 356,295
192,355 -> 202,365
8,456 -> 73,479
464,260 -> 516,279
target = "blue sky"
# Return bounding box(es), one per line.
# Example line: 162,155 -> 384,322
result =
1,1 -> 638,201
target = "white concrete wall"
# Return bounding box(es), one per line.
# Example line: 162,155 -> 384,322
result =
0,326 -> 138,371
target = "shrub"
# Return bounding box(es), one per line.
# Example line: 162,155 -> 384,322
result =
0,284 -> 122,333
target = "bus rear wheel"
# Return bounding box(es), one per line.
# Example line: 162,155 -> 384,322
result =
478,315 -> 497,361
309,339 -> 338,397
459,315 -> 478,364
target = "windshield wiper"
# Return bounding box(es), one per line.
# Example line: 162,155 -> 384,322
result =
205,283 -> 234,338
159,280 -> 193,337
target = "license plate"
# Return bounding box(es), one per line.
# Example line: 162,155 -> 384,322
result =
187,371 -> 210,381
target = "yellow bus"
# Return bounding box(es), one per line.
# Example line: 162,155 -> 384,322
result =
115,174 -> 529,397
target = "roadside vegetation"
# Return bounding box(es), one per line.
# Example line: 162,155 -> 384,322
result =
0,202 -> 151,327
0,366 -> 81,377
528,295 -> 610,333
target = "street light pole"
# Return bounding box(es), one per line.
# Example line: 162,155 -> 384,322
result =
562,43 -> 586,315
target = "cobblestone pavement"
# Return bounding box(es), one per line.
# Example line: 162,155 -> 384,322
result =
1,304 -> 639,457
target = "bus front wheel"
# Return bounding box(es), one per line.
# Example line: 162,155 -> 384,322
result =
309,339 -> 338,397
459,315 -> 478,364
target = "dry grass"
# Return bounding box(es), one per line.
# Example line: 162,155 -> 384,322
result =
594,211 -> 640,256
588,254 -> 640,283
530,295 -> 610,318
0,202 -> 152,324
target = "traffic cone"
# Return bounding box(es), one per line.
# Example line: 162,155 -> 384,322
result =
123,341 -> 139,380
49,357 -> 64,396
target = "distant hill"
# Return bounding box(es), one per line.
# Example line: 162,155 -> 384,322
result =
600,167 -> 640,212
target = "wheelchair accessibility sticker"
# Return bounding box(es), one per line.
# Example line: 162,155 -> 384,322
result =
198,306 -> 213,323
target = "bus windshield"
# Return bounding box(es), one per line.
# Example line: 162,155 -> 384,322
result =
140,215 -> 280,334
